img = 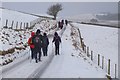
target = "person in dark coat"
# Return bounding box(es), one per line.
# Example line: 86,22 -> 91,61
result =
42,33 -> 49,56
60,22 -> 63,29
65,19 -> 68,25
32,29 -> 43,63
61,19 -> 64,25
58,21 -> 61,29
52,32 -> 61,55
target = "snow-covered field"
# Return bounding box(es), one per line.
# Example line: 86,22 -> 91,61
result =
1,8 -> 38,29
71,23 -> 118,78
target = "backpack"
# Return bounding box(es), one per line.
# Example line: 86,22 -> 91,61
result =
32,35 -> 42,47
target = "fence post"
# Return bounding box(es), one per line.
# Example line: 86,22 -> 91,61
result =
84,45 -> 86,53
87,47 -> 89,57
26,22 -> 28,29
108,59 -> 110,75
77,29 -> 83,50
16,21 -> 18,29
24,23 -> 25,29
20,22 -> 22,29
115,64 -> 117,78
11,20 -> 14,29
98,54 -> 100,66
102,56 -> 104,69
91,51 -> 93,61
5,19 -> 8,27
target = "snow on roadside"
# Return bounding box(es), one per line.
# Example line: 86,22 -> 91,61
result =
41,24 -> 106,78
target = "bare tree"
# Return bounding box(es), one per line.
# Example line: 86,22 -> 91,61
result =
47,3 -> 62,20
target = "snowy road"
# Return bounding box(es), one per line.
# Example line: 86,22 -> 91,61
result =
2,25 -> 65,78
41,24 -> 106,78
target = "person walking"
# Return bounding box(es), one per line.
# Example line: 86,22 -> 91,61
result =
42,33 -> 49,56
52,32 -> 61,55
32,29 -> 43,63
28,32 -> 35,59
65,19 -> 68,26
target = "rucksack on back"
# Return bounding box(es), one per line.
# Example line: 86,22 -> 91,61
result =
32,35 -> 42,46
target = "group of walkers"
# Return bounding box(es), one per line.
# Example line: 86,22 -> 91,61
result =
28,29 -> 61,63
58,19 -> 68,29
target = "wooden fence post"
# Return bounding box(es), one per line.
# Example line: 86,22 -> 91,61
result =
5,19 -> 8,27
87,47 -> 89,57
11,20 -> 14,29
77,29 -> 83,50
24,23 -> 25,29
102,56 -> 104,69
16,21 -> 18,29
84,45 -> 86,53
108,59 -> 110,75
115,64 -> 117,78
26,22 -> 28,29
98,54 -> 100,66
91,51 -> 93,61
20,22 -> 22,29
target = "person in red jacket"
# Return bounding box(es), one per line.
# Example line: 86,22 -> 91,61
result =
28,32 -> 35,59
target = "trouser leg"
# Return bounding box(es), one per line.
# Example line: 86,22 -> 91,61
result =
56,45 -> 59,55
55,46 -> 57,55
42,48 -> 45,56
58,46 -> 59,55
31,48 -> 34,59
38,48 -> 41,61
46,46 -> 48,56
34,51 -> 38,63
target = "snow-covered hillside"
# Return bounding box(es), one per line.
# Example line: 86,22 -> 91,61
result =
0,8 -> 38,29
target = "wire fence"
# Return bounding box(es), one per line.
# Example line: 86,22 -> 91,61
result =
70,23 -> 118,78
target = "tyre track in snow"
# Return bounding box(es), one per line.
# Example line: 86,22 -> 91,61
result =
27,49 -> 54,78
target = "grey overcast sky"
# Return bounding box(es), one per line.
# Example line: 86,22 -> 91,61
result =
2,2 -> 118,17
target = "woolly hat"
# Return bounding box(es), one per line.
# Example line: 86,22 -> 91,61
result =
31,32 -> 35,37
36,29 -> 41,34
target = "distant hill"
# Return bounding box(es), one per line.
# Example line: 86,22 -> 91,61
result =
96,13 -> 118,21
63,14 -> 97,22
